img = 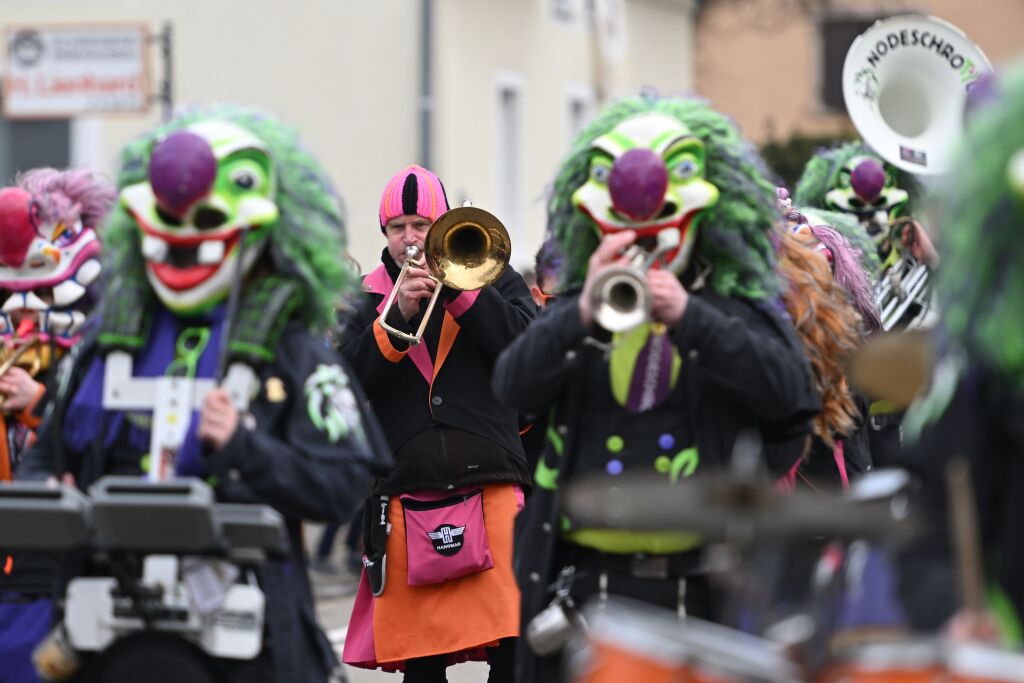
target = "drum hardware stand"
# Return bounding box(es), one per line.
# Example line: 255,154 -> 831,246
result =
946,456 -> 985,615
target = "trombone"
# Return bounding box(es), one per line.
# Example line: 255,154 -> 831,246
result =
378,206 -> 511,345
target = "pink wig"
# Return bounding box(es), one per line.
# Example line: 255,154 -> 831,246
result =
17,168 -> 116,232
809,224 -> 881,332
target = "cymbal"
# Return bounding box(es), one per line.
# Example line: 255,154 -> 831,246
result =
847,331 -> 933,410
563,471 -> 915,543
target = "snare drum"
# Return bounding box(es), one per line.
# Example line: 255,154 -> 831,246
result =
947,642 -> 1024,683
573,597 -> 803,683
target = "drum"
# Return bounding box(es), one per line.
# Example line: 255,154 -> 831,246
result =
947,642 -> 1024,683
819,639 -> 1024,683
817,640 -> 944,682
573,597 -> 804,683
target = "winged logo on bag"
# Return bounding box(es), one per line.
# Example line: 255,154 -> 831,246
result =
427,524 -> 466,555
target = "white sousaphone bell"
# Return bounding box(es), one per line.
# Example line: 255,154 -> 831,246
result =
843,14 -> 991,176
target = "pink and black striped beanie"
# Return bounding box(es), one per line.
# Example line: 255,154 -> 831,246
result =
378,164 -> 450,230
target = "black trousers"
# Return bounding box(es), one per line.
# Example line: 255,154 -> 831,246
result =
403,637 -> 516,683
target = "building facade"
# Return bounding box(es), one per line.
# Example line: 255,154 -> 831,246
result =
694,0 -> 1024,147
0,0 -> 698,272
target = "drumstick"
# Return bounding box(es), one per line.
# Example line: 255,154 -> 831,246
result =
946,456 -> 985,614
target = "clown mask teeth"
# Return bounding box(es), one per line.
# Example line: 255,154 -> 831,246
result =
142,235 -> 169,263
46,309 -> 85,336
76,258 -> 101,286
52,279 -> 86,308
197,239 -> 226,265
3,291 -> 48,313
657,227 -> 681,251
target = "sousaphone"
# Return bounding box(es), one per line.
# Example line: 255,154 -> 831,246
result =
843,14 -> 991,175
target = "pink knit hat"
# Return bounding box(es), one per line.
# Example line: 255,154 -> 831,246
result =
378,164 -> 450,230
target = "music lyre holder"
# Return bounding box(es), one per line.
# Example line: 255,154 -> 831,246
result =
102,351 -> 258,482
0,476 -> 286,662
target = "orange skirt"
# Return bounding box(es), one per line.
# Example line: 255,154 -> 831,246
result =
348,484 -> 522,668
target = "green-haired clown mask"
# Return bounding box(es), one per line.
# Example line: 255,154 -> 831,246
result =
825,154 -> 909,250
572,113 -> 719,274
120,121 -> 279,314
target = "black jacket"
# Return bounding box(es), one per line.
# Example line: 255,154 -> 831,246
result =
895,362 -> 1024,631
493,288 -> 821,483
17,322 -> 392,683
338,249 -> 536,493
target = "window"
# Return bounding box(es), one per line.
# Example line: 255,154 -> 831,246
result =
496,74 -> 523,242
567,82 -> 595,145
0,117 -> 70,184
820,15 -> 887,112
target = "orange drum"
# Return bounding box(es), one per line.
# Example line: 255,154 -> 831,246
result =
817,640 -> 944,683
573,597 -> 804,683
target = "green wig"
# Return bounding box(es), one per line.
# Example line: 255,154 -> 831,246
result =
548,96 -> 782,300
103,105 -> 353,332
937,62 -> 1024,386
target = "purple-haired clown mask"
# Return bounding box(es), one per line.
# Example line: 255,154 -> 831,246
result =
120,121 -> 279,314
0,186 -> 101,348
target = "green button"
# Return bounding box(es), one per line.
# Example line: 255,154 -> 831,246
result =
605,435 -> 624,453
655,455 -> 671,473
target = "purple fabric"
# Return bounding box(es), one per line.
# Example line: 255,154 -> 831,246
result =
0,597 -> 52,683
149,131 -> 217,217
625,329 -> 674,412
835,545 -> 907,630
609,148 -> 669,221
64,305 -> 225,478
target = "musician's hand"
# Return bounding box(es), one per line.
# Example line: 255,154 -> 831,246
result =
579,230 -> 637,327
198,389 -> 239,451
45,472 -> 78,489
945,609 -> 1000,643
0,367 -> 41,412
901,220 -> 940,268
397,264 -> 437,321
647,269 -> 689,326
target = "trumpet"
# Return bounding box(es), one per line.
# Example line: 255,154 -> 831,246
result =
378,206 -> 510,345
588,241 -> 678,333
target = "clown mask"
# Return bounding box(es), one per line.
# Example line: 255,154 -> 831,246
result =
0,186 -> 101,348
825,155 -> 909,253
572,113 -> 719,274
121,121 -> 279,314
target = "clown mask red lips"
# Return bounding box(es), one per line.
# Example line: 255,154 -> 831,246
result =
120,122 -> 280,315
572,113 -> 719,275
139,224 -> 243,291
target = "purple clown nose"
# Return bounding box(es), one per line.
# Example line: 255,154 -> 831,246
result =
149,131 -> 217,218
609,149 -> 669,222
851,158 -> 887,202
